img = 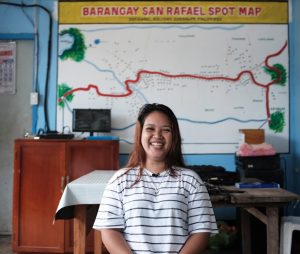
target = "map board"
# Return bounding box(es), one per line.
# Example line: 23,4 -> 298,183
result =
57,1 -> 289,154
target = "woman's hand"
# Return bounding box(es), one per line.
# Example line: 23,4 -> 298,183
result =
100,229 -> 133,254
179,232 -> 210,254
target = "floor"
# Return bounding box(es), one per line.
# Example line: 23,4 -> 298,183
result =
0,235 -> 14,254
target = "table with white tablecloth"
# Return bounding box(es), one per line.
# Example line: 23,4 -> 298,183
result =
55,170 -> 115,254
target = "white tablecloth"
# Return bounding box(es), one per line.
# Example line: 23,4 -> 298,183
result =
55,170 -> 115,220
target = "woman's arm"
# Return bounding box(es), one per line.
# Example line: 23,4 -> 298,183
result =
100,229 -> 133,254
179,232 -> 210,254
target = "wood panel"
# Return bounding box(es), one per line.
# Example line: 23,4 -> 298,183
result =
12,139 -> 119,253
13,140 -> 66,252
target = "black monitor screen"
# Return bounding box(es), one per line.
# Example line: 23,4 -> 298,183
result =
72,108 -> 111,134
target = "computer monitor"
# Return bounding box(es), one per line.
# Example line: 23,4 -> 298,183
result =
72,108 -> 111,136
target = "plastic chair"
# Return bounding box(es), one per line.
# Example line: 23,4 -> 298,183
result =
280,216 -> 300,254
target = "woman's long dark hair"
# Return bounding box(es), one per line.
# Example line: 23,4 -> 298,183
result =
125,103 -> 185,183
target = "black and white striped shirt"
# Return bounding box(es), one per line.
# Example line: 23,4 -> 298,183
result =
93,167 -> 218,253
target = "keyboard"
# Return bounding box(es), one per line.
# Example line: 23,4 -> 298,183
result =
39,133 -> 74,139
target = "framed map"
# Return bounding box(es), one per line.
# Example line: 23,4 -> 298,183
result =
57,1 -> 289,154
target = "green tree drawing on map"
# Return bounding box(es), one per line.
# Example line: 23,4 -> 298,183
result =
59,28 -> 86,62
264,63 -> 287,132
58,83 -> 74,108
269,111 -> 285,133
264,63 -> 287,86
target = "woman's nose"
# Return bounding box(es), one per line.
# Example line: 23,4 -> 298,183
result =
154,129 -> 162,138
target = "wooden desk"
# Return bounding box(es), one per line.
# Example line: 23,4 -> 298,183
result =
55,172 -> 300,254
220,186 -> 299,254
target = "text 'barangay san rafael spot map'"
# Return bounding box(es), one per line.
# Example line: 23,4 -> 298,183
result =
57,2 -> 289,154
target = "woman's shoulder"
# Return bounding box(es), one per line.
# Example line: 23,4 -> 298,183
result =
174,166 -> 202,180
174,167 -> 206,191
109,167 -> 138,182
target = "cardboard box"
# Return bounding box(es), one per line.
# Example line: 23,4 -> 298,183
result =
239,129 -> 265,144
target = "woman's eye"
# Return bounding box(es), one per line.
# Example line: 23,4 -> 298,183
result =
163,128 -> 171,133
145,127 -> 154,131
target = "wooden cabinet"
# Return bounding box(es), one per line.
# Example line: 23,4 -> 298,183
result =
12,139 -> 119,253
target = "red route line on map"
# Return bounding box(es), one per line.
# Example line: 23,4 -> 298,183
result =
60,41 -> 287,121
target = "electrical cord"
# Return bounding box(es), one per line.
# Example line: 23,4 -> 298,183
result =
281,155 -> 287,188
19,3 -> 40,133
0,1 -> 53,133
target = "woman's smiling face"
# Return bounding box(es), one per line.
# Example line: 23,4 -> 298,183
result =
141,111 -> 173,165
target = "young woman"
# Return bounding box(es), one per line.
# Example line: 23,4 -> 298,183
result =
93,103 -> 218,254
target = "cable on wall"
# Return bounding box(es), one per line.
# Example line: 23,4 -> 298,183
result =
0,1 -> 53,133
18,2 -> 40,133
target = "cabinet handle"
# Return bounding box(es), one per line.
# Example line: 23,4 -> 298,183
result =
61,176 -> 65,193
66,175 -> 70,185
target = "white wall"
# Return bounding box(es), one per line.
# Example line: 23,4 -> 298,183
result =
0,40 -> 33,234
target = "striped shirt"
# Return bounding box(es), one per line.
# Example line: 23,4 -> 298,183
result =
93,167 -> 218,253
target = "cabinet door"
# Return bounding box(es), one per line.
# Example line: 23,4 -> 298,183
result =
66,140 -> 119,180
12,140 -> 66,253
64,140 -> 119,252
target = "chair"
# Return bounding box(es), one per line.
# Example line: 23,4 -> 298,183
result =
280,216 -> 300,254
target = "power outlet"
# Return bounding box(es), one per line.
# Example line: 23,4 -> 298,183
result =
30,92 -> 39,105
